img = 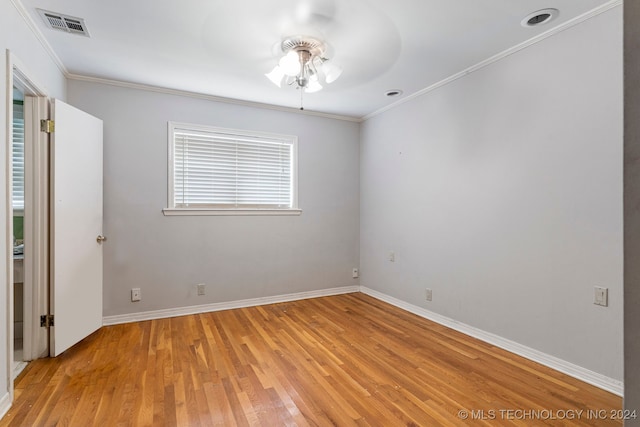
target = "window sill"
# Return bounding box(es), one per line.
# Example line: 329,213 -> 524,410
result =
162,208 -> 302,216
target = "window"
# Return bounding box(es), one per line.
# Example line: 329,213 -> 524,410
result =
164,122 -> 300,216
13,101 -> 25,211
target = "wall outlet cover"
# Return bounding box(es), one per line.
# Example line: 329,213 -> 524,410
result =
594,286 -> 608,307
425,288 -> 433,301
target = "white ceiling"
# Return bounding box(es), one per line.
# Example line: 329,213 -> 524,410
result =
19,0 -> 613,119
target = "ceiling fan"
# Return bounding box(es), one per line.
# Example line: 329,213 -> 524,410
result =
200,0 -> 401,95
265,35 -> 343,93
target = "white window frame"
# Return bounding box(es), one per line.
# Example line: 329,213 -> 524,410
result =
163,122 -> 301,216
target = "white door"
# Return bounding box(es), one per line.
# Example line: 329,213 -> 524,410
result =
50,99 -> 103,357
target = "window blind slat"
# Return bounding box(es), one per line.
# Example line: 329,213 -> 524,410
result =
172,124 -> 295,209
12,103 -> 25,209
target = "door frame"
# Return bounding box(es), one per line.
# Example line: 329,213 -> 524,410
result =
5,50 -> 49,401
23,93 -> 49,361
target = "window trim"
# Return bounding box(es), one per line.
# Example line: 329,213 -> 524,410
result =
163,121 -> 301,216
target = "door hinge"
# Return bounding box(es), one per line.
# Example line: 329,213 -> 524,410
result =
40,314 -> 54,328
40,119 -> 55,133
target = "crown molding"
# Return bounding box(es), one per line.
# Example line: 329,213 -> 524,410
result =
12,0 -> 360,122
363,0 -> 622,121
12,0 -> 619,123
9,0 -> 68,75
66,73 -> 362,123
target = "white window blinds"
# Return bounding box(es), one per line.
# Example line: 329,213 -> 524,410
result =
13,102 -> 25,210
170,123 -> 297,210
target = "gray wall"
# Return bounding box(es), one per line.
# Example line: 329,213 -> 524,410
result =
625,0 -> 640,421
0,0 -> 630,417
0,0 -> 66,409
360,7 -> 623,380
67,81 -> 360,317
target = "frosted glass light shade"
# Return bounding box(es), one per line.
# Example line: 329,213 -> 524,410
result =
322,61 -> 343,83
265,66 -> 285,87
305,79 -> 323,93
279,51 -> 301,76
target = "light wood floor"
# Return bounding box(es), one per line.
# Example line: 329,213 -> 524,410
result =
1,293 -> 622,426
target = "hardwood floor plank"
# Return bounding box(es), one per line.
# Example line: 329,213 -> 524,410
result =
1,293 -> 623,426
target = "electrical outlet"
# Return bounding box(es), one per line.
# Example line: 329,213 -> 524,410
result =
197,283 -> 206,296
131,288 -> 141,302
594,286 -> 608,307
352,268 -> 359,278
389,252 -> 395,262
425,288 -> 432,302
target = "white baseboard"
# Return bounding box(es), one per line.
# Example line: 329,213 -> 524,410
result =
103,286 -> 359,326
12,361 -> 27,380
101,284 -> 622,396
359,286 -> 624,396
0,392 -> 12,420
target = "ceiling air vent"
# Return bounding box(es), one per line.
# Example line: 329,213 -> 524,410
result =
37,9 -> 90,37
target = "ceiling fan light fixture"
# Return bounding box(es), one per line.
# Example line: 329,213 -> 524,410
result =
266,35 -> 341,94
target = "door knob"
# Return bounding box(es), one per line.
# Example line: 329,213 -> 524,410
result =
96,235 -> 107,243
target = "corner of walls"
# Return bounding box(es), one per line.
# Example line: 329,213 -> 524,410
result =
359,6 -> 622,382
360,287 -> 623,396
